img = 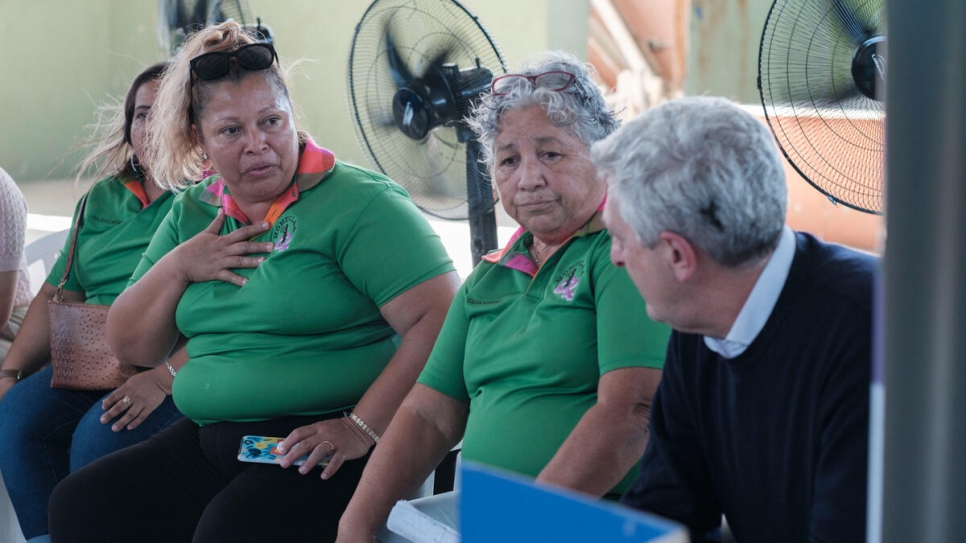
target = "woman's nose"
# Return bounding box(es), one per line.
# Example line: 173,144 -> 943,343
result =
243,128 -> 268,152
517,157 -> 545,190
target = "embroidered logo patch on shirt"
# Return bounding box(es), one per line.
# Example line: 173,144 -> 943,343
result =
272,216 -> 297,252
552,262 -> 585,302
553,275 -> 579,301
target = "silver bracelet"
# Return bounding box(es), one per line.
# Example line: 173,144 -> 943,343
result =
164,361 -> 177,378
347,411 -> 380,443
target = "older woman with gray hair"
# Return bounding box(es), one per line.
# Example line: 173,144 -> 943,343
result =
337,50 -> 670,543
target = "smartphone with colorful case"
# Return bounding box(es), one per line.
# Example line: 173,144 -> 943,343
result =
237,435 -> 329,467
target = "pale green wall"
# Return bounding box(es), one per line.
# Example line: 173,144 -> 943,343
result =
0,0 -> 161,181
0,0 -> 587,182
686,0 -> 773,104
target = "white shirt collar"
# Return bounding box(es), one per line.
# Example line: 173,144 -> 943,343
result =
704,227 -> 796,358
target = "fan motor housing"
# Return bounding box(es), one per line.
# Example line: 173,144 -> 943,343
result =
852,35 -> 886,101
391,64 -> 494,141
450,65 -> 494,117
392,87 -> 432,140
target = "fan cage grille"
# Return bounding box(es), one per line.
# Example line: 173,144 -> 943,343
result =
347,0 -> 506,220
758,0 -> 886,215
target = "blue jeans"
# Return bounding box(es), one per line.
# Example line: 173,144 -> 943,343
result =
0,366 -> 183,539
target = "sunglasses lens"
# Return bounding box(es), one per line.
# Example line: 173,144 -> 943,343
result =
190,44 -> 277,81
534,72 -> 573,91
236,44 -> 276,70
490,71 -> 576,95
191,54 -> 230,81
491,75 -> 526,95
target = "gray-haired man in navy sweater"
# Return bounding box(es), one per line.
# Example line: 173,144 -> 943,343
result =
592,96 -> 875,543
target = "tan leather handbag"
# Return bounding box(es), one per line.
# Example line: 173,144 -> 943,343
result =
48,194 -> 136,390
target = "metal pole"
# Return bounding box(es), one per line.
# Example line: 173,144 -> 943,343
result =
465,138 -> 499,266
879,0 -> 966,541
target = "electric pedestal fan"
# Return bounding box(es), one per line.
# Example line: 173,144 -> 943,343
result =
157,0 -> 273,54
347,0 -> 507,265
758,0 -> 886,214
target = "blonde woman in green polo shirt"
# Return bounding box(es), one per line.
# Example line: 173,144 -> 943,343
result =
338,51 -> 672,542
49,21 -> 460,543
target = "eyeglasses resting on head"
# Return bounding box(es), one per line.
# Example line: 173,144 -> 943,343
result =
189,42 -> 278,81
489,70 -> 576,96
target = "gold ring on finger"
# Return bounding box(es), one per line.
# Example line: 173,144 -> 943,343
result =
321,440 -> 335,455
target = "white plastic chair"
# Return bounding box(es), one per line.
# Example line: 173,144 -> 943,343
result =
381,444 -> 463,543
0,471 -> 24,543
24,228 -> 68,295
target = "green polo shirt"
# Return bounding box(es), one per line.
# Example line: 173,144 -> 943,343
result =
47,176 -> 174,305
129,149 -> 455,425
418,210 -> 670,496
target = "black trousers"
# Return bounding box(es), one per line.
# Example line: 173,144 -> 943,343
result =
49,414 -> 370,543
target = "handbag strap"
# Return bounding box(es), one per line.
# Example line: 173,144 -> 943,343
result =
55,192 -> 89,302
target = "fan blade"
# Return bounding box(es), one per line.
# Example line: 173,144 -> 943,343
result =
167,0 -> 209,36
416,41 -> 457,80
385,29 -> 416,88
191,0 -> 209,26
368,113 -> 397,130
830,0 -> 879,45
217,0 -> 249,25
174,0 -> 191,28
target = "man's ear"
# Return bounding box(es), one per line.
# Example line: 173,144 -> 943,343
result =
660,231 -> 698,282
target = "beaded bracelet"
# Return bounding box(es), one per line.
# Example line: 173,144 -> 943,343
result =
347,411 -> 380,443
164,361 -> 177,378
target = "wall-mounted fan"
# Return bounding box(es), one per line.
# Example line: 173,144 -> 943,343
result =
347,0 -> 507,265
758,0 -> 886,214
157,0 -> 273,55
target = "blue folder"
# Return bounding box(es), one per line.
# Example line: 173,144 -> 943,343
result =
461,461 -> 687,543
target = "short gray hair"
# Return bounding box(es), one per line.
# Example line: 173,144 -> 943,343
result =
592,96 -> 787,267
466,50 -> 618,170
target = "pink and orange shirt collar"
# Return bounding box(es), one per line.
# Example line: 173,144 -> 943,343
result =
197,138 -> 336,227
122,179 -> 150,209
482,196 -> 608,276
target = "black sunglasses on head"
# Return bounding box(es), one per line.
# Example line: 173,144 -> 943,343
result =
189,42 -> 278,81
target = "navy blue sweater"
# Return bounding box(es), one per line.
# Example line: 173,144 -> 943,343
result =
621,233 -> 876,543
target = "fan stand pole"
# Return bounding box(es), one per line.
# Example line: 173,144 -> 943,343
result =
466,139 -> 498,266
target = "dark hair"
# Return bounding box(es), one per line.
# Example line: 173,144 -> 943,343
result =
73,61 -> 170,187
123,62 -> 168,146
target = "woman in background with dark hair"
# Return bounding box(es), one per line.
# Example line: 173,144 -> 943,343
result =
0,62 -> 183,543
